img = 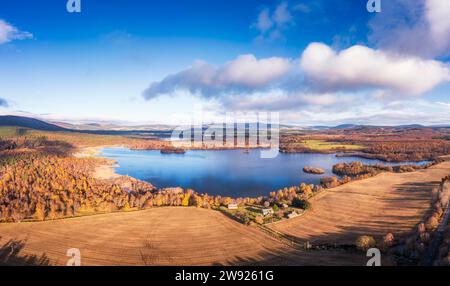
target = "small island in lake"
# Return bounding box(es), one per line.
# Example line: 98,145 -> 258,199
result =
303,166 -> 325,175
160,148 -> 186,154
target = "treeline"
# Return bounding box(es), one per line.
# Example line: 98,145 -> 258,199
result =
358,141 -> 450,162
268,183 -> 322,204
0,136 -> 73,156
433,177 -> 450,266
332,161 -> 435,176
382,176 -> 450,265
353,176 -> 450,265
320,162 -> 381,188
227,184 -> 319,224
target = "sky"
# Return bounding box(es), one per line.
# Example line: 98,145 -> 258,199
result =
0,0 -> 450,126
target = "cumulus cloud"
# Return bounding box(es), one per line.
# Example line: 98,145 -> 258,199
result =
0,19 -> 33,44
283,98 -> 450,126
368,0 -> 450,58
143,55 -> 292,99
300,42 -> 450,96
426,0 -> 450,53
220,91 -> 342,111
143,42 -> 450,112
220,89 -> 360,111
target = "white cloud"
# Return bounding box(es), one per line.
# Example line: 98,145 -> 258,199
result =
143,55 -> 292,99
220,91 -> 342,111
0,19 -> 33,44
426,0 -> 450,53
282,98 -> 450,126
436,102 -> 450,108
297,93 -> 340,106
218,55 -> 291,87
143,42 -> 450,114
300,42 -> 450,96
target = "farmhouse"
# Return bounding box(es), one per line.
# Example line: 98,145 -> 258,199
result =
286,211 -> 299,219
261,208 -> 274,216
227,203 -> 238,210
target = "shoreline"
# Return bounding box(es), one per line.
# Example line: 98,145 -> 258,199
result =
87,143 -> 440,164
82,145 -> 445,191
93,161 -> 121,180
74,145 -> 123,180
74,145 -> 123,158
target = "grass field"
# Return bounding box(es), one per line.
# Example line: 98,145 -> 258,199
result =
270,161 -> 450,244
302,140 -> 366,151
0,126 -> 23,137
0,207 -> 372,266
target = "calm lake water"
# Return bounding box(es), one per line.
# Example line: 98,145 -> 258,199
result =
99,147 -> 429,197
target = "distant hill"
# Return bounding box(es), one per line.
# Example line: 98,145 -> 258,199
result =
333,124 -> 362,129
395,124 -> 425,129
0,116 -> 175,138
52,120 -> 176,132
429,124 -> 450,128
0,116 -> 68,131
330,124 -> 429,130
1,115 -> 447,135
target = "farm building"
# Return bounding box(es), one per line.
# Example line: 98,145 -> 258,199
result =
286,211 -> 299,219
261,208 -> 274,216
227,203 -> 238,210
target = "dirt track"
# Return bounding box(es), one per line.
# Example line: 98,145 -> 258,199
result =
271,161 -> 450,244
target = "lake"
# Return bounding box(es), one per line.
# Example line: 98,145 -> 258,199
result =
99,147 -> 429,197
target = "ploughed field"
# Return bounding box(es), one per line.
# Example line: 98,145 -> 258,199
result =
270,161 -> 450,244
0,207 -> 369,266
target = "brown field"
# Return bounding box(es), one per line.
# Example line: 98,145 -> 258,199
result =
271,161 -> 450,244
0,207 -> 370,266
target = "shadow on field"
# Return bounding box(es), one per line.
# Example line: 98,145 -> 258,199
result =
335,181 -> 438,240
0,237 -> 51,266
211,245 -> 369,266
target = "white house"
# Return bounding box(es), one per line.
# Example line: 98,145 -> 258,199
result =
287,211 -> 299,219
261,208 -> 274,216
227,203 -> 238,210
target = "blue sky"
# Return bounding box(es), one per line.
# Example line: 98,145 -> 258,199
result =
0,0 -> 449,125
